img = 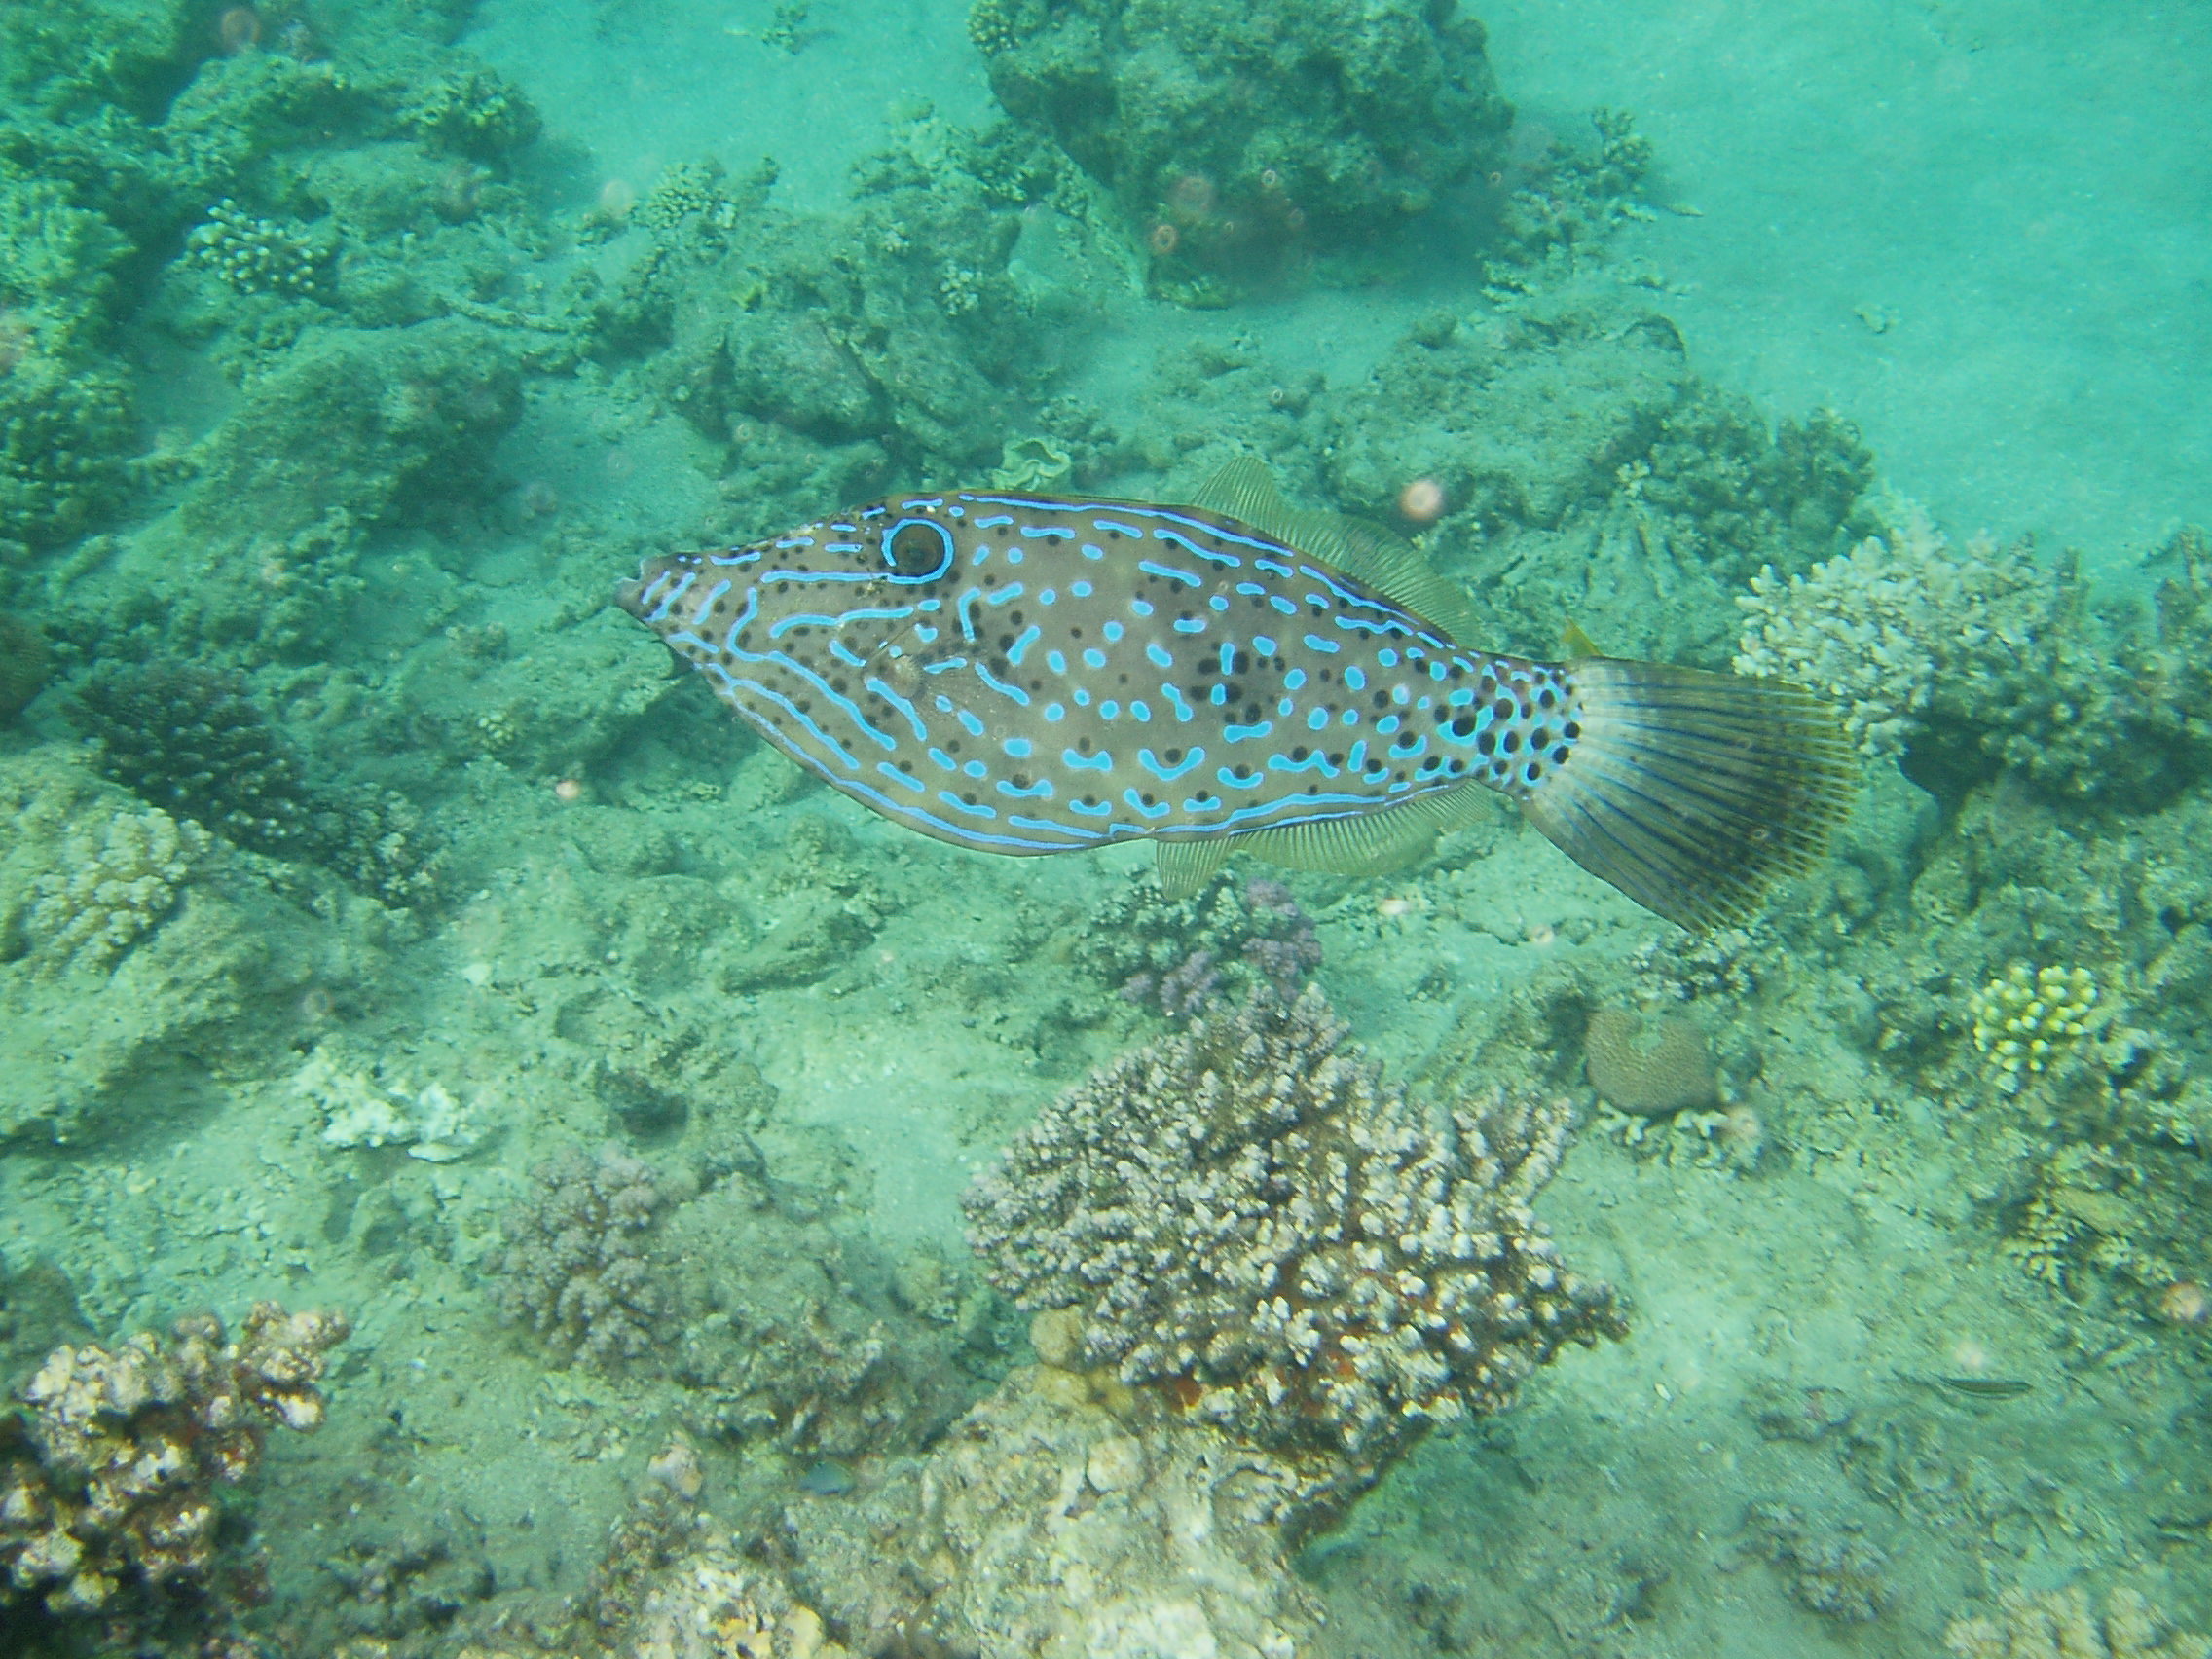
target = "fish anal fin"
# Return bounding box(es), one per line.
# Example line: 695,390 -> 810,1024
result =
1232,786 -> 1497,881
1156,835 -> 1232,899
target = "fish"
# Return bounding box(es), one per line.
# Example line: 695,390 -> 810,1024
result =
616,458 -> 1854,929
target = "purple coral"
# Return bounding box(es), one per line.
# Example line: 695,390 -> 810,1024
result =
1239,879 -> 1321,998
489,1145 -> 666,1371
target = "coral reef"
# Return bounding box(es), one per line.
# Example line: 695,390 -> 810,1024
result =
1970,962 -> 2102,1093
68,660 -> 438,903
0,1302 -> 348,1614
1072,868 -> 1323,1020
0,350 -> 134,551
489,1145 -> 673,1371
965,985 -> 1622,1463
181,198 -> 331,299
1945,1584 -> 2211,1659
181,317 -> 521,538
1583,1006 -> 1717,1116
391,65 -> 542,162
23,806 -> 209,973
663,1172 -> 985,1458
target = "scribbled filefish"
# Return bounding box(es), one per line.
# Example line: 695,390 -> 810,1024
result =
617,459 -> 1854,928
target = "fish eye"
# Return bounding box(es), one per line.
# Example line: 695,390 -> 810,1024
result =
881,518 -> 954,581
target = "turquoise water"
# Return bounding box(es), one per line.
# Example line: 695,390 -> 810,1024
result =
2,2 -> 2210,1654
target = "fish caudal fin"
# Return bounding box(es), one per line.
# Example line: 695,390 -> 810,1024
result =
1521,659 -> 1856,931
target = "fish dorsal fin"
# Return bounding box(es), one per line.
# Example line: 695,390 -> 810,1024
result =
1226,784 -> 1500,882
1562,619 -> 1604,658
1191,457 -> 1486,647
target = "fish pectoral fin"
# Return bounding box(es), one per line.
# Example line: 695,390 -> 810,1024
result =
1190,456 -> 1487,647
1156,836 -> 1232,899
1231,786 -> 1502,882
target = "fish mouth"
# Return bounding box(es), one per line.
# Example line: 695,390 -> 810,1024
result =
613,554 -> 681,618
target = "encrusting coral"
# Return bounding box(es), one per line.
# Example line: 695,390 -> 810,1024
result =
964,985 -> 1623,1464
0,1302 -> 349,1614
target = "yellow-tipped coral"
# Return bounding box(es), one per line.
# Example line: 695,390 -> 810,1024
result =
1971,963 -> 2098,1092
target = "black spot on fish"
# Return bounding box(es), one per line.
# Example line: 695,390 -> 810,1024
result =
1450,716 -> 1476,738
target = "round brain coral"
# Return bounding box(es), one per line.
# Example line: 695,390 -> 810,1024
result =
1583,1006 -> 1716,1117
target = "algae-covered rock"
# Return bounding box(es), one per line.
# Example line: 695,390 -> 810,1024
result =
0,752 -> 380,1147
182,316 -> 520,536
0,0 -> 197,116
982,0 -> 1511,289
0,351 -> 134,552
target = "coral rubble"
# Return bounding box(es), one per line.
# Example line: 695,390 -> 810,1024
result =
965,985 -> 1622,1463
1945,1584 -> 2211,1659
0,1302 -> 348,1615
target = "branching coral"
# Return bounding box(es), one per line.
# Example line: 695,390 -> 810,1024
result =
488,1145 -> 670,1371
73,663 -> 321,858
0,1303 -> 349,1615
1735,503 -> 2165,803
182,199 -> 330,299
1970,963 -> 2101,1093
965,986 -> 1623,1463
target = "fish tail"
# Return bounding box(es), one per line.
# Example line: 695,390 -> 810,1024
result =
1519,659 -> 1856,930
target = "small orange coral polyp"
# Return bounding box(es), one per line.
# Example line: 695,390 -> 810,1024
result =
1147,221 -> 1180,256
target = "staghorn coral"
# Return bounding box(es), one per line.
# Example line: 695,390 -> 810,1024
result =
964,985 -> 1623,1463
181,199 -> 330,299
489,1145 -> 672,1371
1945,1584 -> 2211,1659
25,806 -> 209,972
0,1302 -> 349,1614
1583,1006 -> 1716,1117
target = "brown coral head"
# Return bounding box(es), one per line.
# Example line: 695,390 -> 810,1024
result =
1584,1006 -> 1716,1116
217,5 -> 260,53
0,612 -> 52,722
